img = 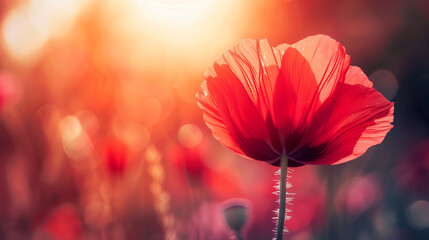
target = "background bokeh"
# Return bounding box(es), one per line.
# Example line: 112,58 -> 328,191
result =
0,0 -> 429,239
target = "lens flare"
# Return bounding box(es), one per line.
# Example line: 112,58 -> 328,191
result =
1,0 -> 86,62
177,124 -> 203,148
58,116 -> 93,161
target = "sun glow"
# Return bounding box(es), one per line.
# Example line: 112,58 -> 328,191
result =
106,0 -> 245,73
134,0 -> 216,28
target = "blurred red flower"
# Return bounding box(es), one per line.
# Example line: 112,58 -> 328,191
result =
394,140 -> 429,197
171,145 -> 206,182
34,204 -> 82,240
101,137 -> 130,177
169,144 -> 242,200
0,71 -> 21,109
197,35 -> 394,167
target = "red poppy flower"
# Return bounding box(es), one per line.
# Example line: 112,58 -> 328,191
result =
197,35 -> 394,167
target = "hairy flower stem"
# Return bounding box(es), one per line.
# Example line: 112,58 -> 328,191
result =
276,154 -> 288,240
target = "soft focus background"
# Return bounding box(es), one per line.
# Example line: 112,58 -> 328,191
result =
0,0 -> 428,239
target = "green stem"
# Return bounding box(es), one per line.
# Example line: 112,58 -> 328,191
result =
234,231 -> 244,240
276,154 -> 288,240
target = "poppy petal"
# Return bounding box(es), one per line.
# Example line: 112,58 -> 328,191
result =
203,64 -> 279,161
344,66 -> 374,88
256,39 -> 285,119
273,47 -> 319,153
292,80 -> 394,165
204,39 -> 285,153
292,35 -> 350,102
205,39 -> 283,120
197,81 -> 245,155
